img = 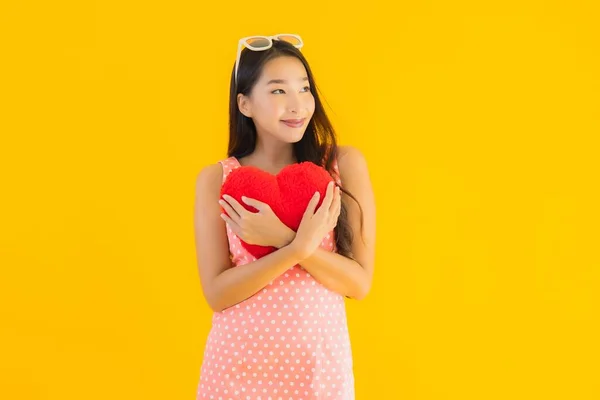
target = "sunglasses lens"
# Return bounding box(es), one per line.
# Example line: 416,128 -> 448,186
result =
245,37 -> 271,49
277,35 -> 302,46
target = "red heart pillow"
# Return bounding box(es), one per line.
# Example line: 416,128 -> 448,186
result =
220,161 -> 335,258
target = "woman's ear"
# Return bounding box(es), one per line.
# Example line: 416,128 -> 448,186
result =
237,93 -> 252,118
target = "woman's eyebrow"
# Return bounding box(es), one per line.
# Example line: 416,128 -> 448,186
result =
266,77 -> 309,85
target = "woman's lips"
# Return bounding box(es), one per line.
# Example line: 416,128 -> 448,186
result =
281,118 -> 306,128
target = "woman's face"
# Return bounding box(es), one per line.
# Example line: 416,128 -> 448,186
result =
238,56 -> 315,144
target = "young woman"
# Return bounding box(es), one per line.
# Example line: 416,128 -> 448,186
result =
194,34 -> 376,400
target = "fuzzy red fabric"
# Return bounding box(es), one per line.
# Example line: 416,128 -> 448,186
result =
220,161 -> 334,259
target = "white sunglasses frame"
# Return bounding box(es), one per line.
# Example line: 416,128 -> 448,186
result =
234,34 -> 304,87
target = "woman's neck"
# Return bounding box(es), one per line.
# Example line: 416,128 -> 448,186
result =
239,142 -> 297,169
238,149 -> 297,175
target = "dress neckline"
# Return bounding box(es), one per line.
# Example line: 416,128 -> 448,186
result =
229,155 -> 340,184
230,156 -> 297,176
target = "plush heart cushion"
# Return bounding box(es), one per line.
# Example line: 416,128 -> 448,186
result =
220,161 -> 334,258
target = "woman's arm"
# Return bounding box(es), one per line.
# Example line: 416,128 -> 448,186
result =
298,246 -> 371,299
194,163 -> 305,312
283,146 -> 377,299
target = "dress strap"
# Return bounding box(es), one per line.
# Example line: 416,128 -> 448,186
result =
218,156 -> 241,184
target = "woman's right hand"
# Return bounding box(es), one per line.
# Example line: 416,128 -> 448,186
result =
290,181 -> 341,260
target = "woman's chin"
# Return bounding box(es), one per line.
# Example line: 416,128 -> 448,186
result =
276,129 -> 306,143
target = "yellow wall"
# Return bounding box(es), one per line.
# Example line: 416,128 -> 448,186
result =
2,1 -> 599,399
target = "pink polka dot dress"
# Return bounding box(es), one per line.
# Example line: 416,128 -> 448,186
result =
196,156 -> 355,400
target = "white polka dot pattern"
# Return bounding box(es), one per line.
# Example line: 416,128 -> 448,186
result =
196,156 -> 354,400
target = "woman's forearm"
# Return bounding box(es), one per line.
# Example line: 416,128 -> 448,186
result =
276,227 -> 370,299
298,247 -> 370,299
209,244 -> 304,312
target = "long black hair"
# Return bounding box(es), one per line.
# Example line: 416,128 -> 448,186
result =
227,39 -> 364,259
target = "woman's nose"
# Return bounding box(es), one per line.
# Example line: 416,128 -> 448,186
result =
287,93 -> 302,113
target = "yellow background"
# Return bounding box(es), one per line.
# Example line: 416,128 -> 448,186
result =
1,1 -> 599,399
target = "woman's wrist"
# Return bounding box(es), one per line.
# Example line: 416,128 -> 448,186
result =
275,226 -> 297,249
286,237 -> 310,261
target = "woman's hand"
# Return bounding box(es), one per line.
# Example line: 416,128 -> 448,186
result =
219,195 -> 295,249
290,181 -> 341,260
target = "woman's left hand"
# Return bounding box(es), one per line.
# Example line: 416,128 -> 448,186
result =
219,195 -> 295,248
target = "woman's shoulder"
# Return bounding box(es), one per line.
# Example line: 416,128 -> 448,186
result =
336,145 -> 368,173
195,161 -> 225,194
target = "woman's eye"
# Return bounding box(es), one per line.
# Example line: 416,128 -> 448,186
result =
271,87 -> 311,94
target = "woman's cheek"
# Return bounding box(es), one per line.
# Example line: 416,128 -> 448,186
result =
268,98 -> 283,113
308,96 -> 316,114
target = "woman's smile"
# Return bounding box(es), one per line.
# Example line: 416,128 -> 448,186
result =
280,118 -> 306,128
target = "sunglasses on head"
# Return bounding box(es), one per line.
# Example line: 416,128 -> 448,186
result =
234,34 -> 304,87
